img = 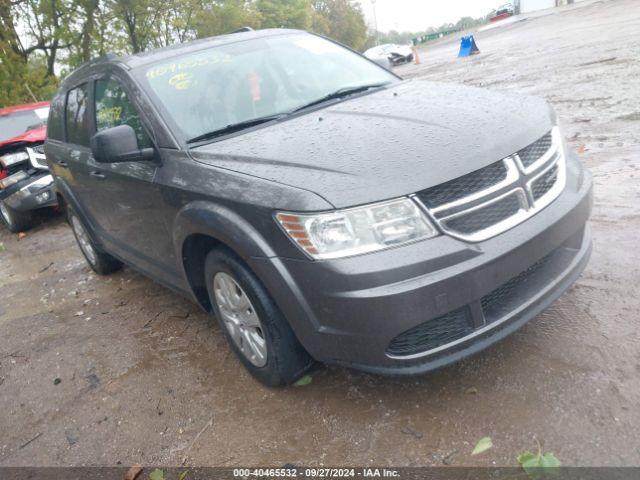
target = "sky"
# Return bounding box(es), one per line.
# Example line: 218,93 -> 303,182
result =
361,0 -> 503,33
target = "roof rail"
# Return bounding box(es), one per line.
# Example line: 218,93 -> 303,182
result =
229,27 -> 254,34
97,52 -> 118,62
74,52 -> 119,71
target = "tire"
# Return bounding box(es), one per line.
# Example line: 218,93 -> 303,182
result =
67,207 -> 123,275
0,200 -> 34,233
204,248 -> 314,387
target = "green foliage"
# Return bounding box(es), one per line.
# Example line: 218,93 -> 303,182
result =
256,0 -> 314,30
518,449 -> 561,478
312,0 -> 368,51
148,468 -> 165,480
471,436 -> 493,455
194,0 -> 261,38
294,374 -> 313,386
0,44 -> 59,106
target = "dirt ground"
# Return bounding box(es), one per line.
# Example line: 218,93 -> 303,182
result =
1,0 -> 639,468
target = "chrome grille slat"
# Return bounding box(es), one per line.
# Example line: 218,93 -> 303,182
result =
517,131 -> 553,168
531,163 -> 559,200
417,161 -> 509,209
442,191 -> 524,235
414,127 -> 566,242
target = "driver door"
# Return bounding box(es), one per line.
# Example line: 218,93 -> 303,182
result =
91,75 -> 175,275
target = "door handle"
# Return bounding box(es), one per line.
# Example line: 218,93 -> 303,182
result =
56,160 -> 68,168
90,170 -> 106,179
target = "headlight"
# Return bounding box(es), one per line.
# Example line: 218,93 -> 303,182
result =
276,198 -> 438,259
0,151 -> 29,168
0,170 -> 28,189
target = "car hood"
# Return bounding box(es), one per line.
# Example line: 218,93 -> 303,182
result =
0,125 -> 47,151
191,80 -> 553,209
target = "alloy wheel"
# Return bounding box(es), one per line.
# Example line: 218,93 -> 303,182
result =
213,271 -> 267,367
0,202 -> 13,227
71,215 -> 97,266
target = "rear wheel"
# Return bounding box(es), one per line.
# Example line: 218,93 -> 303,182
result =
0,200 -> 33,233
68,207 -> 122,275
204,248 -> 314,387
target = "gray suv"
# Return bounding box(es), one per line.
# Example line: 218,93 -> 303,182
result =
45,29 -> 592,386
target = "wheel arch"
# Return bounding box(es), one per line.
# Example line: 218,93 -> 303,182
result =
175,201 -> 278,312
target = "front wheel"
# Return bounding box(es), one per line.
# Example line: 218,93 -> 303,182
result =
0,200 -> 33,233
68,207 -> 122,275
205,248 -> 314,387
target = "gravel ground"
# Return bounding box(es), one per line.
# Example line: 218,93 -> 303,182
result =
1,0 -> 639,468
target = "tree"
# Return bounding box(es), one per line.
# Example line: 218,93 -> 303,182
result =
0,0 -> 25,59
0,41 -> 58,105
194,0 -> 260,38
311,0 -> 368,51
255,0 -> 313,30
10,0 -> 77,76
79,0 -> 100,62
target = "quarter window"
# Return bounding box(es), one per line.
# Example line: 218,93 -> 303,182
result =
95,78 -> 150,148
65,84 -> 91,146
47,93 -> 66,141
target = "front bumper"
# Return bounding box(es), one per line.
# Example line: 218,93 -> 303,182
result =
0,173 -> 57,211
390,53 -> 413,65
250,151 -> 593,374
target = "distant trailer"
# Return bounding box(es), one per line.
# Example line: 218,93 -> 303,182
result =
490,12 -> 513,22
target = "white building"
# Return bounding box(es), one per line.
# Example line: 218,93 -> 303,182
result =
516,0 -> 587,14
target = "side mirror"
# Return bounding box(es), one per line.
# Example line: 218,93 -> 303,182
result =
90,125 -> 154,163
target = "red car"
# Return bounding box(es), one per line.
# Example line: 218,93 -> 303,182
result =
0,101 -> 57,232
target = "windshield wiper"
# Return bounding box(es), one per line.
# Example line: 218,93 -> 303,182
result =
291,82 -> 390,113
187,113 -> 287,144
186,83 -> 390,144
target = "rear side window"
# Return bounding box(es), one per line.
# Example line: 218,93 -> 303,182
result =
65,84 -> 91,146
95,78 -> 151,148
47,93 -> 66,141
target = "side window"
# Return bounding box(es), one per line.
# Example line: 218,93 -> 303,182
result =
47,92 -> 66,141
95,78 -> 151,148
65,84 -> 91,146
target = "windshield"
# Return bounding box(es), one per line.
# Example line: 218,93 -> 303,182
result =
0,107 -> 49,143
139,33 -> 397,142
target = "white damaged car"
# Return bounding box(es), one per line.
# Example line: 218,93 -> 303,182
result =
364,43 -> 414,66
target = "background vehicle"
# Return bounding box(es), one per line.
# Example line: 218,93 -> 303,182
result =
46,29 -> 591,387
0,101 -> 57,232
364,43 -> 414,66
491,2 -> 515,21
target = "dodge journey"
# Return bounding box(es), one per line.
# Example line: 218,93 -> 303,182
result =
45,29 -> 592,386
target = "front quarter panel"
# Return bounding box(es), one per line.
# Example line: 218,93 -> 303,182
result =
159,150 -> 332,262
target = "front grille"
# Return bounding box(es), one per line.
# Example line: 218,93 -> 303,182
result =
415,129 -> 564,242
481,254 -> 552,318
517,131 -> 552,168
417,161 -> 508,208
531,165 -> 559,200
442,193 -> 522,235
32,144 -> 45,154
386,307 -> 474,357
